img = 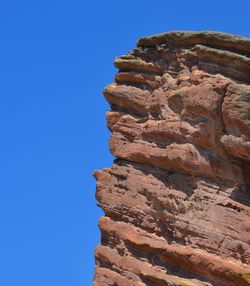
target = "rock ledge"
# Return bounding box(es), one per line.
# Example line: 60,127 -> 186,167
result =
93,30 -> 250,286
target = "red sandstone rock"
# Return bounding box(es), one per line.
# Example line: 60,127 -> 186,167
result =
93,31 -> 250,286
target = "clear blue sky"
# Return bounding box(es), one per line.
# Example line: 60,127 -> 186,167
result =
0,1 -> 249,285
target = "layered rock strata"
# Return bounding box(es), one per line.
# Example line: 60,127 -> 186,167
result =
93,31 -> 250,286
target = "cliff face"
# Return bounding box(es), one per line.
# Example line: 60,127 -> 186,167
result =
93,31 -> 250,286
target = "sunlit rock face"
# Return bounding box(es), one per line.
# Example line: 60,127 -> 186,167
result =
93,31 -> 250,286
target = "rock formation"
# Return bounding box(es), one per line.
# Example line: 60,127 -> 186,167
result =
93,31 -> 250,286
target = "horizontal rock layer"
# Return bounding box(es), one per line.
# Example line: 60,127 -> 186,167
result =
93,31 -> 250,286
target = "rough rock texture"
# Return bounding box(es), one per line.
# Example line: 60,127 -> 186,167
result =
93,31 -> 250,286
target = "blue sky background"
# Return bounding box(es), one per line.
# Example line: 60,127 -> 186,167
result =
0,1 -> 249,285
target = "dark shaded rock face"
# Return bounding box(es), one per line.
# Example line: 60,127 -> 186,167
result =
93,31 -> 250,286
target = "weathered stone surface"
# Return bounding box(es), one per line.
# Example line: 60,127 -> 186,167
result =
93,31 -> 250,286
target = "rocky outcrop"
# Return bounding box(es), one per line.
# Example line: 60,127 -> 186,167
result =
93,31 -> 250,286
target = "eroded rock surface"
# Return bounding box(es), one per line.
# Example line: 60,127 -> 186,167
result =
93,31 -> 250,286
